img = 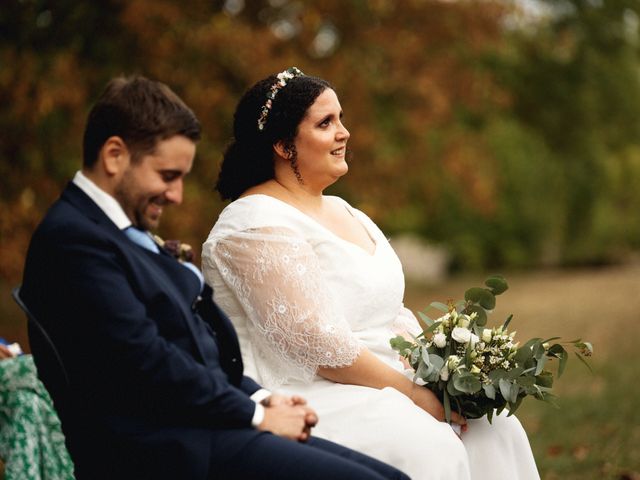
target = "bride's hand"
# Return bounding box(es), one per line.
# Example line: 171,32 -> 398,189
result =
409,385 -> 467,428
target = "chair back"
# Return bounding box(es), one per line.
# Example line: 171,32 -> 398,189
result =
11,286 -> 70,414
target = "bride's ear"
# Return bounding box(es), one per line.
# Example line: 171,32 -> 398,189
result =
273,141 -> 293,160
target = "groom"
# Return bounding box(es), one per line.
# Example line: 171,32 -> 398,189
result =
20,76 -> 408,480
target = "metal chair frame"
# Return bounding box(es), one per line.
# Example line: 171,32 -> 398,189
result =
11,285 -> 70,387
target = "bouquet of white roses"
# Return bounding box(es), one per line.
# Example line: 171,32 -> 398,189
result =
391,275 -> 593,423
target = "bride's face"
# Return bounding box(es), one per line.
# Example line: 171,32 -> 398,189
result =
292,88 -> 350,188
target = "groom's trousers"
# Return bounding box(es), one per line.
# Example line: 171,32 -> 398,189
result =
209,431 -> 410,480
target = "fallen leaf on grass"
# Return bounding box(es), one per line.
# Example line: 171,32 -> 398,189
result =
547,445 -> 564,457
572,445 -> 589,461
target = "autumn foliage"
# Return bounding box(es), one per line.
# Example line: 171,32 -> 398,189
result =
2,0 -> 640,284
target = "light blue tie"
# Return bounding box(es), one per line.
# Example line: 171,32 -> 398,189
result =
123,226 -> 160,253
123,226 -> 205,291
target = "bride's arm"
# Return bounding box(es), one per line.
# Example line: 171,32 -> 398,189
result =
202,227 -> 361,381
319,349 -> 465,425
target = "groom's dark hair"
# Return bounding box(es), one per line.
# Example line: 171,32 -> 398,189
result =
82,75 -> 201,167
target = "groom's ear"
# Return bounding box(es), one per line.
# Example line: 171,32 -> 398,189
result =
100,136 -> 131,176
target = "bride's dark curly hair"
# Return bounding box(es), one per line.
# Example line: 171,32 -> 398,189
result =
216,72 -> 331,200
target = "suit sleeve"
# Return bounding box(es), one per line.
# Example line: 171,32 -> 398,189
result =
240,376 -> 262,395
25,225 -> 258,429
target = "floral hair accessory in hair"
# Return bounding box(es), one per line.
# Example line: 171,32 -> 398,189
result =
257,66 -> 305,131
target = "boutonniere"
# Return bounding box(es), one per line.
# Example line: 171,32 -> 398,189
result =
153,235 -> 195,263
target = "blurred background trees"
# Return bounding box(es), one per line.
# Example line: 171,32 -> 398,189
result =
2,0 -> 640,284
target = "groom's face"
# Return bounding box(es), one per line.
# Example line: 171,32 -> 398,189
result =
114,135 -> 195,230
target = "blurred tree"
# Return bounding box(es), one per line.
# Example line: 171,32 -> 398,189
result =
493,0 -> 640,265
1,0 -> 639,282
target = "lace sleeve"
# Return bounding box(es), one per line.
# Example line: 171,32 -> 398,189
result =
203,227 -> 362,386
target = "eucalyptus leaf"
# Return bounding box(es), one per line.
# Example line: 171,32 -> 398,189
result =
483,383 -> 496,400
514,346 -> 534,366
429,354 -> 445,373
499,378 -> 518,403
534,354 -> 548,376
465,287 -> 496,310
574,352 -> 594,373
508,394 -> 524,415
421,347 -> 432,365
453,372 -> 482,394
506,367 -> 525,380
430,302 -> 449,312
489,368 -> 509,383
502,314 -> 513,330
447,376 -> 462,396
547,344 -> 565,357
410,348 -> 420,366
426,322 -> 441,333
516,376 -> 535,387
415,360 -> 428,378
443,389 -> 452,424
418,311 -> 434,326
536,371 -> 553,388
389,336 -> 413,355
558,349 -> 568,377
532,342 -> 546,361
484,275 -> 508,295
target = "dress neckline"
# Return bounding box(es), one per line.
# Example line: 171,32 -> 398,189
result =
239,194 -> 379,257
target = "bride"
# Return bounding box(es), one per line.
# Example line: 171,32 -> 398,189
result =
202,67 -> 539,480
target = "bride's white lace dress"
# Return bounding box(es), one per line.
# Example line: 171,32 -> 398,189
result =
202,194 -> 539,480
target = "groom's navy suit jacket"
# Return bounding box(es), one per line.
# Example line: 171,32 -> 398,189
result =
21,183 -> 263,479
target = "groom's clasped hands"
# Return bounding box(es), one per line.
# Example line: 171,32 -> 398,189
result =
258,394 -> 318,442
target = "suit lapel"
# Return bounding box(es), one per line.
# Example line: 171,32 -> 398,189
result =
60,183 -> 211,365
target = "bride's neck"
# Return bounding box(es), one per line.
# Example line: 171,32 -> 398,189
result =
268,178 -> 325,213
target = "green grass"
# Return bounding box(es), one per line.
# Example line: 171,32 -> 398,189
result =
516,355 -> 640,479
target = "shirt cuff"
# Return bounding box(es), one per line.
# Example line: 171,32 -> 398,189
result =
250,389 -> 272,428
250,388 -> 272,404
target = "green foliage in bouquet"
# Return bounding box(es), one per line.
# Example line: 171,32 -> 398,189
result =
391,275 -> 593,423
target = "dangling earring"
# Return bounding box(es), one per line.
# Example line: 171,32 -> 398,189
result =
285,145 -> 304,184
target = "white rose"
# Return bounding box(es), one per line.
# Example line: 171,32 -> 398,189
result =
470,333 -> 479,348
447,355 -> 461,370
482,328 -> 492,343
440,365 -> 450,381
433,332 -> 447,348
452,327 -> 472,344
458,316 -> 470,328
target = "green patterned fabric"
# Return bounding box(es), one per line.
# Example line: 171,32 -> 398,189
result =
0,355 -> 74,479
